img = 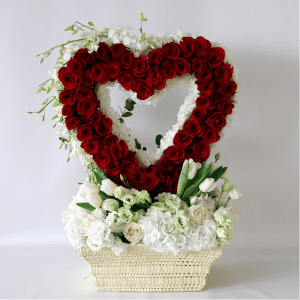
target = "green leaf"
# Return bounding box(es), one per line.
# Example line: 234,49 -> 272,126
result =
122,112 -> 133,118
99,190 -> 111,200
119,118 -> 124,124
177,162 -> 189,198
46,86 -> 52,93
42,115 -> 45,122
182,163 -> 211,202
40,58 -> 44,64
88,21 -> 95,27
76,202 -> 95,211
210,166 -> 227,181
155,134 -> 163,147
45,52 -> 51,57
64,25 -> 74,31
36,86 -> 45,93
77,182 -> 83,185
72,30 -> 78,35
52,114 -> 58,120
112,232 -> 123,237
142,147 -> 147,151
93,171 -> 107,184
134,138 -> 141,150
124,99 -> 136,111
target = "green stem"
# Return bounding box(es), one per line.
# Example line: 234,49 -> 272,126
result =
29,97 -> 55,114
217,191 -> 223,209
38,79 -> 50,87
224,197 -> 231,208
74,21 -> 94,30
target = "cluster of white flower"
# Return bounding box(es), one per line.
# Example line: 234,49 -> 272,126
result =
63,172 -> 240,255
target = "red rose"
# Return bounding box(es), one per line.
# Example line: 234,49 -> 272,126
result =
201,127 -> 220,143
197,81 -> 214,97
179,37 -> 195,57
158,157 -> 174,173
80,71 -> 94,87
96,43 -> 111,61
134,78 -> 154,100
167,179 -> 178,194
120,154 -> 139,174
58,67 -> 80,90
91,63 -> 107,84
162,42 -> 180,60
148,165 -> 165,181
59,89 -> 75,105
212,80 -> 224,94
221,81 -> 237,97
205,47 -> 225,68
148,67 -> 166,90
215,64 -> 233,82
174,57 -> 190,76
93,150 -> 111,169
77,124 -> 93,141
160,60 -> 176,79
192,142 -> 210,162
119,140 -> 129,156
105,61 -> 121,81
163,146 -> 185,164
118,72 -> 135,91
130,167 -> 146,186
132,56 -> 150,77
89,110 -> 103,124
196,66 -> 212,82
67,58 -> 82,73
192,106 -> 207,122
74,48 -> 95,65
75,86 -> 94,102
103,134 -> 118,147
109,143 -> 127,160
121,52 -> 134,69
218,98 -> 234,114
196,96 -> 211,108
110,43 -> 126,59
191,58 -> 205,73
81,136 -> 100,155
209,112 -> 226,131
148,49 -> 163,65
76,99 -> 96,118
173,130 -> 194,148
194,36 -> 211,57
143,173 -> 159,191
65,115 -> 81,130
62,104 -> 74,116
183,119 -> 202,136
106,160 -> 120,177
95,118 -> 113,136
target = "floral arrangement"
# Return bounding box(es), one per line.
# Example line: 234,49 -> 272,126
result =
31,14 -> 241,255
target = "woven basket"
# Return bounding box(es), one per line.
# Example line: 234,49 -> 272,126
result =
79,245 -> 223,292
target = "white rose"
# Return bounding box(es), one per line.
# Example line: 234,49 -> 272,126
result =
79,215 -> 98,235
183,158 -> 201,180
188,205 -> 210,224
100,179 -> 118,196
79,181 -> 100,196
228,186 -> 242,200
199,178 -> 217,193
123,222 -> 144,244
86,193 -> 102,208
102,199 -> 119,212
114,186 -> 130,200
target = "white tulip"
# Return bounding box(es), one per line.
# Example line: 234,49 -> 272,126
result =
86,193 -> 103,208
183,158 -> 202,180
100,179 -> 118,196
199,178 -> 217,193
228,185 -> 242,200
102,199 -> 119,212
79,181 -> 100,196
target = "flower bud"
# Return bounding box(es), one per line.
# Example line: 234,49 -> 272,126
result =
86,193 -> 103,208
222,180 -> 231,191
228,185 -> 242,200
79,181 -> 100,196
183,158 -> 202,180
100,179 -> 118,196
102,199 -> 119,212
114,186 -> 130,200
215,152 -> 221,161
199,178 -> 217,193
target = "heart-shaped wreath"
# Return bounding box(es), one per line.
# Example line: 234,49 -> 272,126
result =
32,20 -> 239,197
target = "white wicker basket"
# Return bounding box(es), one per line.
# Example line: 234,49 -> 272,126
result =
79,245 -> 223,292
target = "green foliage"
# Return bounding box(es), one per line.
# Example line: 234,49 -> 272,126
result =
134,138 -> 141,150
177,162 -> 189,198
76,202 -> 95,211
210,166 -> 227,181
124,99 -> 136,111
93,171 -> 107,184
122,112 -> 133,118
155,134 -> 163,147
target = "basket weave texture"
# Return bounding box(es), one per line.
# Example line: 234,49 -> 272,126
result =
79,245 -> 223,292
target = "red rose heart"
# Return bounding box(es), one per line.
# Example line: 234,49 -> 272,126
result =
58,38 -> 237,196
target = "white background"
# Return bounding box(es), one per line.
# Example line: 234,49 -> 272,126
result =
0,0 -> 298,298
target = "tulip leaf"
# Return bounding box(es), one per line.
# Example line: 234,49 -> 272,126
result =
99,190 -> 110,200
76,202 -> 95,211
182,163 -> 211,202
93,171 -> 107,184
177,162 -> 189,198
210,166 -> 227,181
